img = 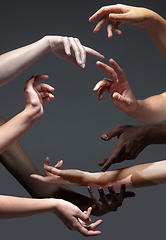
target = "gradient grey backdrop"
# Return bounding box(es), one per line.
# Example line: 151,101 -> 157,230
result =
0,0 -> 166,239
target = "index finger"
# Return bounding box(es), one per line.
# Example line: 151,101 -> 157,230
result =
96,61 -> 117,82
102,144 -> 125,171
84,46 -> 105,59
89,5 -> 123,22
89,6 -> 113,22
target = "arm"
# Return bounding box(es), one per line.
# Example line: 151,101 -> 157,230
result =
0,116 -> 129,216
40,159 -> 166,189
89,4 -> 166,57
0,195 -> 102,236
93,59 -> 166,123
0,36 -> 104,87
99,124 -> 166,171
0,75 -> 54,154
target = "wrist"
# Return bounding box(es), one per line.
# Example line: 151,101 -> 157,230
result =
146,10 -> 165,33
23,106 -> 43,124
145,124 -> 166,145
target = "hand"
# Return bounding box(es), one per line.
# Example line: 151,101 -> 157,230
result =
88,184 -> 135,216
93,59 -> 137,113
99,125 -> 149,171
24,75 -> 54,119
89,4 -> 152,38
48,36 -> 104,68
54,200 -> 102,236
31,157 -> 71,185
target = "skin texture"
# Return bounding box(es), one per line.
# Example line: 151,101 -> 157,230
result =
0,196 -> 103,236
0,75 -> 54,154
99,124 -> 166,171
32,159 -> 166,190
89,4 -> 166,57
93,58 -> 166,124
0,35 -> 104,87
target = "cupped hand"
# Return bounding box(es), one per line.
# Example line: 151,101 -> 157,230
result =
24,75 -> 54,118
54,200 -> 102,236
93,59 -> 137,113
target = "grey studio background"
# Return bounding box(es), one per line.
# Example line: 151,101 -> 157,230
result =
0,0 -> 166,239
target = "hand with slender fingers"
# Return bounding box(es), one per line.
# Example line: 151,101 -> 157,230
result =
88,184 -> 135,216
30,157 -> 71,185
54,200 -> 102,236
48,36 -> 104,69
93,59 -> 138,113
24,75 -> 55,119
99,125 -> 149,171
89,4 -> 151,38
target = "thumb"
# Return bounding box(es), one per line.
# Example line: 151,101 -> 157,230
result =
112,92 -> 132,111
77,207 -> 92,224
109,13 -> 129,23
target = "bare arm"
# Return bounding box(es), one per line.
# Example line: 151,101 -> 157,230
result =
89,4 -> 166,57
0,195 -> 102,236
0,36 -> 104,87
94,59 -> 166,123
0,75 -> 54,154
36,160 -> 166,189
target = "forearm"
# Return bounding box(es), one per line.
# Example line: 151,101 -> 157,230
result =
0,36 -> 50,86
127,94 -> 166,123
0,195 -> 55,219
0,108 -> 40,154
146,10 -> 166,57
59,161 -> 166,189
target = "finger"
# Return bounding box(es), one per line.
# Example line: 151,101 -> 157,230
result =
87,186 -> 101,208
42,93 -> 55,105
35,83 -> 55,93
33,75 -> 49,85
114,22 -> 122,35
109,13 -> 130,23
107,19 -> 113,38
77,225 -> 101,237
118,183 -> 126,205
84,46 -> 105,59
93,78 -> 112,92
54,160 -> 63,168
74,38 -> 86,68
63,36 -> 72,55
93,15 -> 108,33
98,158 -> 108,166
89,6 -> 115,22
96,61 -> 118,81
44,165 -> 61,176
97,85 -> 110,100
68,37 -> 82,67
76,209 -> 91,225
101,126 -> 122,141
89,5 -> 125,22
98,188 -> 108,205
85,219 -> 103,230
102,145 -> 125,171
112,92 -> 133,110
39,90 -> 54,100
109,59 -> 126,82
108,185 -> 118,205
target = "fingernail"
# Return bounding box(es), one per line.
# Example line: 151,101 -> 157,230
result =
101,134 -> 108,140
82,64 -> 85,68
